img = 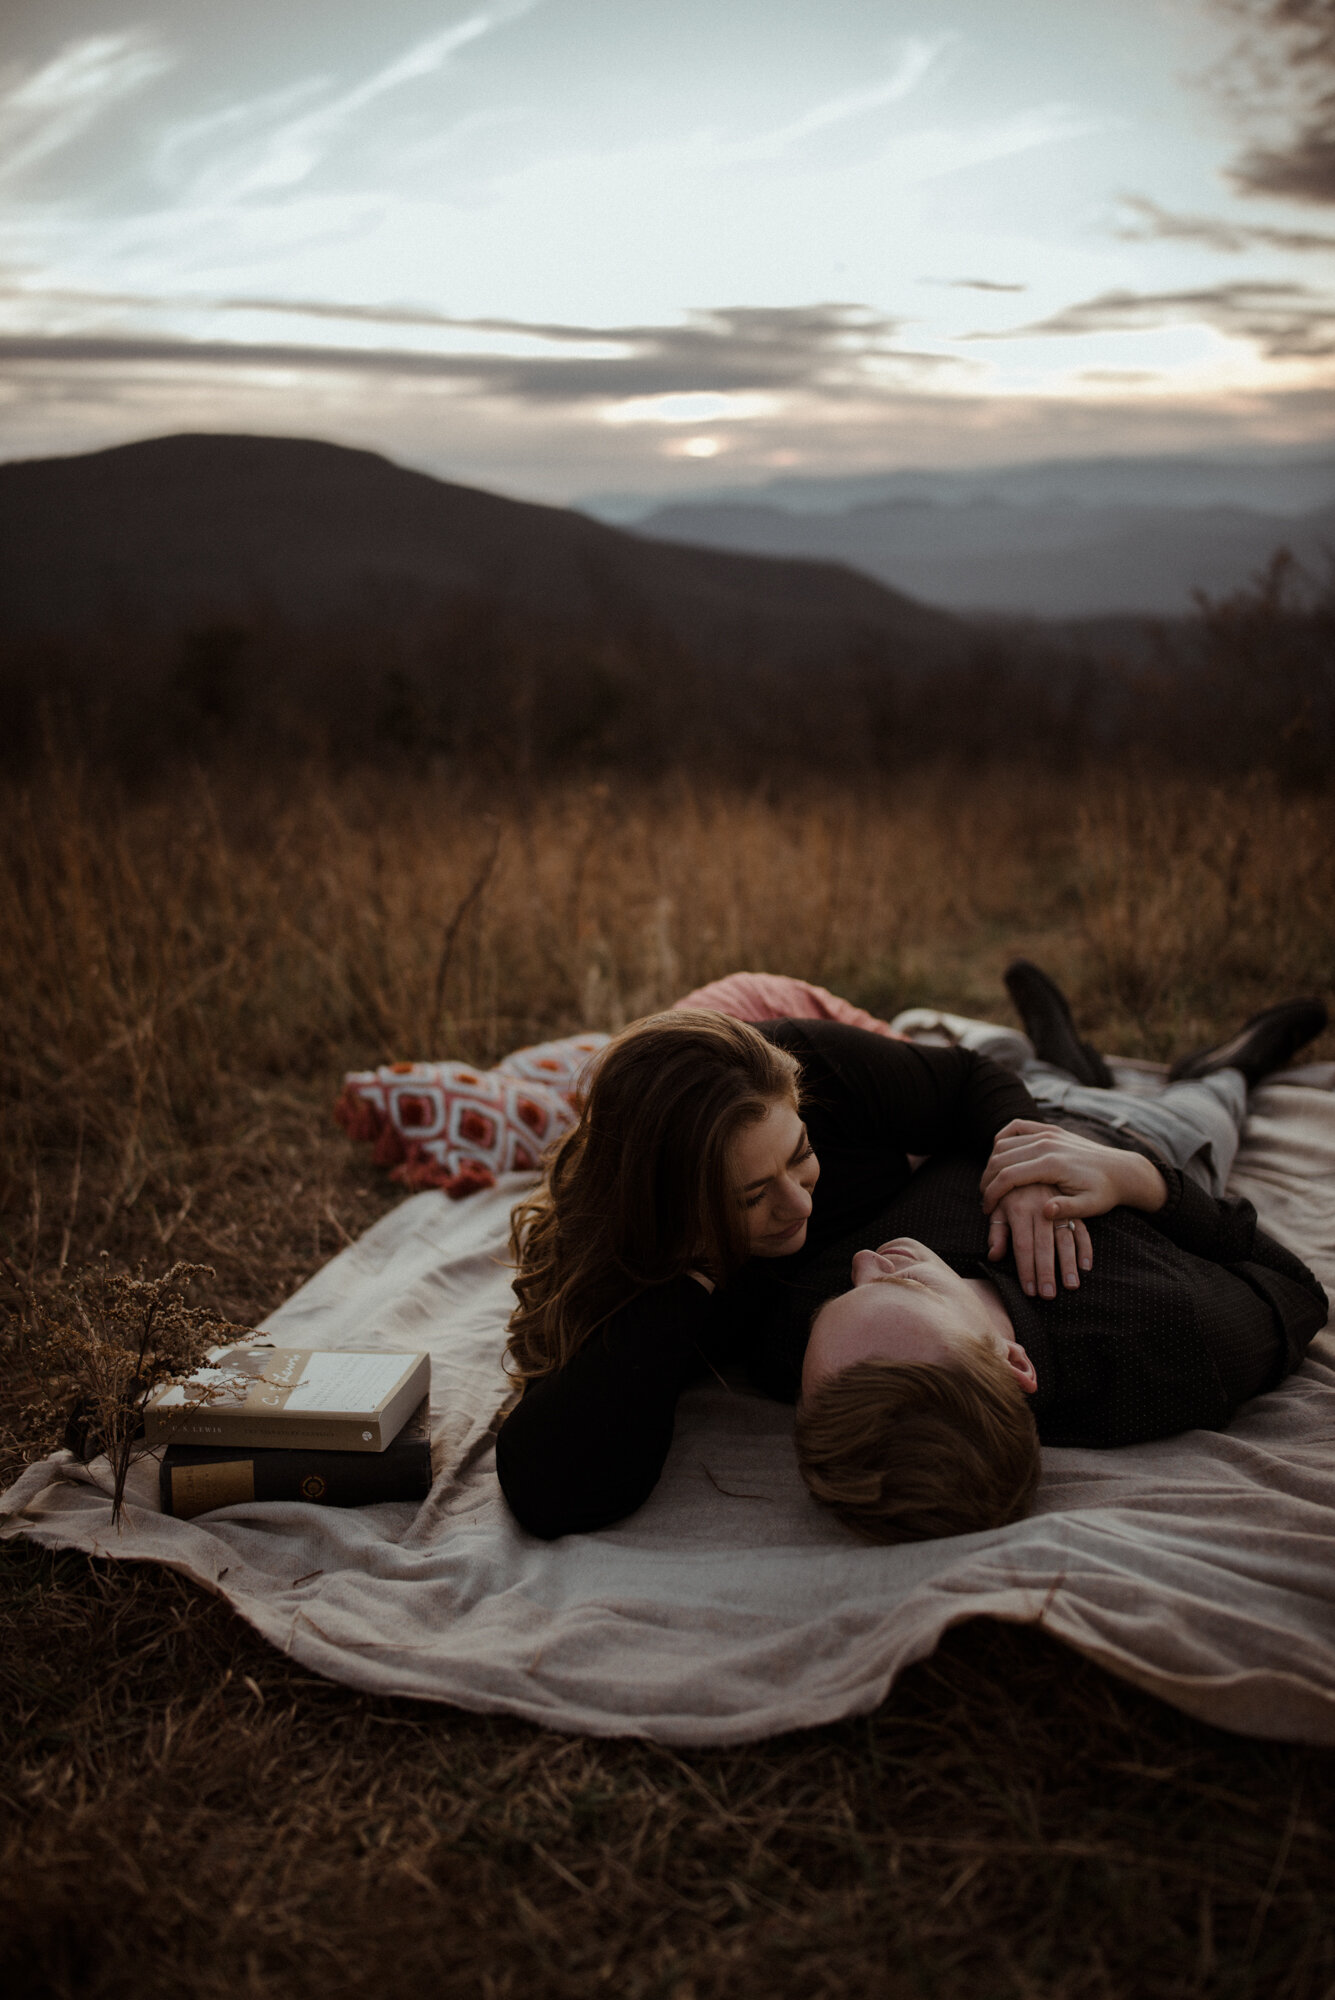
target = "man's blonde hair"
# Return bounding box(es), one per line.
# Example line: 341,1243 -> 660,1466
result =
795,1344 -> 1040,1543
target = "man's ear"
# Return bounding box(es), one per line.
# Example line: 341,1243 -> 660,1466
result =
1005,1342 -> 1039,1395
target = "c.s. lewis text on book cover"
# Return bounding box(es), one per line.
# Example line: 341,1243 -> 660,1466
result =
143,1345 -> 430,1452
159,1400 -> 433,1518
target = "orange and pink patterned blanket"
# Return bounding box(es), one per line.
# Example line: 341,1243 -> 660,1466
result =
334,974 -> 905,1198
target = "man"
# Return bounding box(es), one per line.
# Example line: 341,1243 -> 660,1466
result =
785,986 -> 1329,1543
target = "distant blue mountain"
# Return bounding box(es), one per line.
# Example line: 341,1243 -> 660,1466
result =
586,448 -> 1335,522
585,449 -> 1335,617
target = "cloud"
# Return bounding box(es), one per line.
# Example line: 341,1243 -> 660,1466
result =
0,32 -> 173,186
976,282 -> 1335,360
0,303 -> 970,407
1116,193 -> 1335,253
7,360 -> 1334,509
1209,0 -> 1335,205
740,38 -> 952,157
1232,131 -> 1335,206
153,4 -> 536,201
930,278 -> 1029,293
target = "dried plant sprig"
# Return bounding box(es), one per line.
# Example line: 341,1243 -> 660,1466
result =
4,1256 -> 255,1525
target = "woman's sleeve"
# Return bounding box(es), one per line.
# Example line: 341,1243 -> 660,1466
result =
774,1021 -> 1039,1157
495,1277 -> 719,1538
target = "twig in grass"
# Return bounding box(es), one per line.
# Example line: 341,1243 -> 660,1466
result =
430,817 -> 502,1054
27,1172 -> 41,1280
154,1187 -> 194,1248
56,1113 -> 84,1278
1242,1775 -> 1303,1967
323,1202 -> 350,1247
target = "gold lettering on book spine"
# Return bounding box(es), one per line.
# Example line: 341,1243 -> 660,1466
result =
170,1460 -> 255,1518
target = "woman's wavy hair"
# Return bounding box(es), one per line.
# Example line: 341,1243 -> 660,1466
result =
795,1348 -> 1040,1543
506,1011 -> 801,1383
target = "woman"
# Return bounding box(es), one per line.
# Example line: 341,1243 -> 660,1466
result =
498,1006 -> 1046,1537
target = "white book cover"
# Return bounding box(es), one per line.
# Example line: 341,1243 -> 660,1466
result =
144,1345 -> 431,1452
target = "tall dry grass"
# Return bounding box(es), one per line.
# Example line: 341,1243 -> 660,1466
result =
3,758 -> 1333,1318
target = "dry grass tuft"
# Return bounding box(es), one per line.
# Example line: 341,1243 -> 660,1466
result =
3,758 -> 1334,1997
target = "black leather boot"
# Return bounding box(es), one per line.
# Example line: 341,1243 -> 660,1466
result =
1003,959 -> 1115,1089
1168,999 -> 1328,1086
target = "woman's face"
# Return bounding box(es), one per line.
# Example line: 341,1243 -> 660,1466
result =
731,1098 -> 820,1256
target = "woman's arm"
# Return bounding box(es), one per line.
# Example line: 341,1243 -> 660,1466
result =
766,1021 -> 1040,1157
981,1121 -> 1166,1219
495,1276 -> 721,1538
980,1120 -> 1164,1299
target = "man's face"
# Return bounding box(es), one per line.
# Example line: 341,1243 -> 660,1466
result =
800,1237 -> 1038,1399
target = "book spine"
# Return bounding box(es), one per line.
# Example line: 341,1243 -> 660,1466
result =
161,1440 -> 432,1517
145,1413 -> 389,1451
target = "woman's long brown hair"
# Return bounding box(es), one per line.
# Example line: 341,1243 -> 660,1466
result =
506,1011 -> 801,1383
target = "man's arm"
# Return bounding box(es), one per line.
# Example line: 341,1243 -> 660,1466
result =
980,1119 -> 1327,1353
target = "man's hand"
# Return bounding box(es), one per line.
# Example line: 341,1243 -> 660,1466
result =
982,1120 -> 1167,1227
986,1184 -> 1093,1298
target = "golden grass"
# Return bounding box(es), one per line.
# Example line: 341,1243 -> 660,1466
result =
3,758 -> 1335,1999
3,1546 -> 1333,2000
4,760 -> 1332,1269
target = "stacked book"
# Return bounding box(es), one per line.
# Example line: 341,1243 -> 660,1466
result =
145,1345 -> 433,1520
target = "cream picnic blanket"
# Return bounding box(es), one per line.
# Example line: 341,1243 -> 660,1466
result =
4,1066 -> 1334,1747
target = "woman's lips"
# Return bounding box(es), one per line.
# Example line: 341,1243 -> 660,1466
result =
767,1217 -> 807,1242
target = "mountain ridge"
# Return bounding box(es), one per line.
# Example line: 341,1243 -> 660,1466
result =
0,431 -> 970,672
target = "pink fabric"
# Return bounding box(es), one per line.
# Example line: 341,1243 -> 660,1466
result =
672,972 -> 904,1039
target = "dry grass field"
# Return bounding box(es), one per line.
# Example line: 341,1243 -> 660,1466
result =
3,757 -> 1335,2000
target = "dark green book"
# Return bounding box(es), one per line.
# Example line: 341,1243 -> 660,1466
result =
159,1399 -> 432,1518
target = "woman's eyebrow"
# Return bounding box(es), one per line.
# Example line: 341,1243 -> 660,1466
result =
741,1126 -> 810,1193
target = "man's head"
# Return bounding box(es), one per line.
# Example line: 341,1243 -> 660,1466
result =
795,1238 -> 1041,1543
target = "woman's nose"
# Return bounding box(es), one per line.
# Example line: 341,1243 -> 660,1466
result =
776,1173 -> 813,1219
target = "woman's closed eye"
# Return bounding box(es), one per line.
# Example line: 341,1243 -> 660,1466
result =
742,1143 -> 815,1207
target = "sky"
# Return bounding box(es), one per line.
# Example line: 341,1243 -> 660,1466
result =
2,0 -> 1334,502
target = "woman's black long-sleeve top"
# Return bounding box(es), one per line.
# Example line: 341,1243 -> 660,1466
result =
495,1021 -> 1040,1539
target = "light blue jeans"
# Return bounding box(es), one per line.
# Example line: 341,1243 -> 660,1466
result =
895,1008 -> 1255,1192
1021,1062 -> 1247,1199
906,1012 -> 1249,1198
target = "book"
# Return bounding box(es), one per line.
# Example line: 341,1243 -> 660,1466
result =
159,1401 -> 433,1518
143,1344 -> 430,1453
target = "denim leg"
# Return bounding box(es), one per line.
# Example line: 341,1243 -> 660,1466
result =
1024,1064 -> 1248,1197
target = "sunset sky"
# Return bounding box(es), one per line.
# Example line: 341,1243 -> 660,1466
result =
2,0 -> 1334,501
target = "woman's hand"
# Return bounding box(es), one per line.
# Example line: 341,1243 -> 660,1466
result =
982,1120 -> 1167,1229
986,1184 -> 1093,1298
